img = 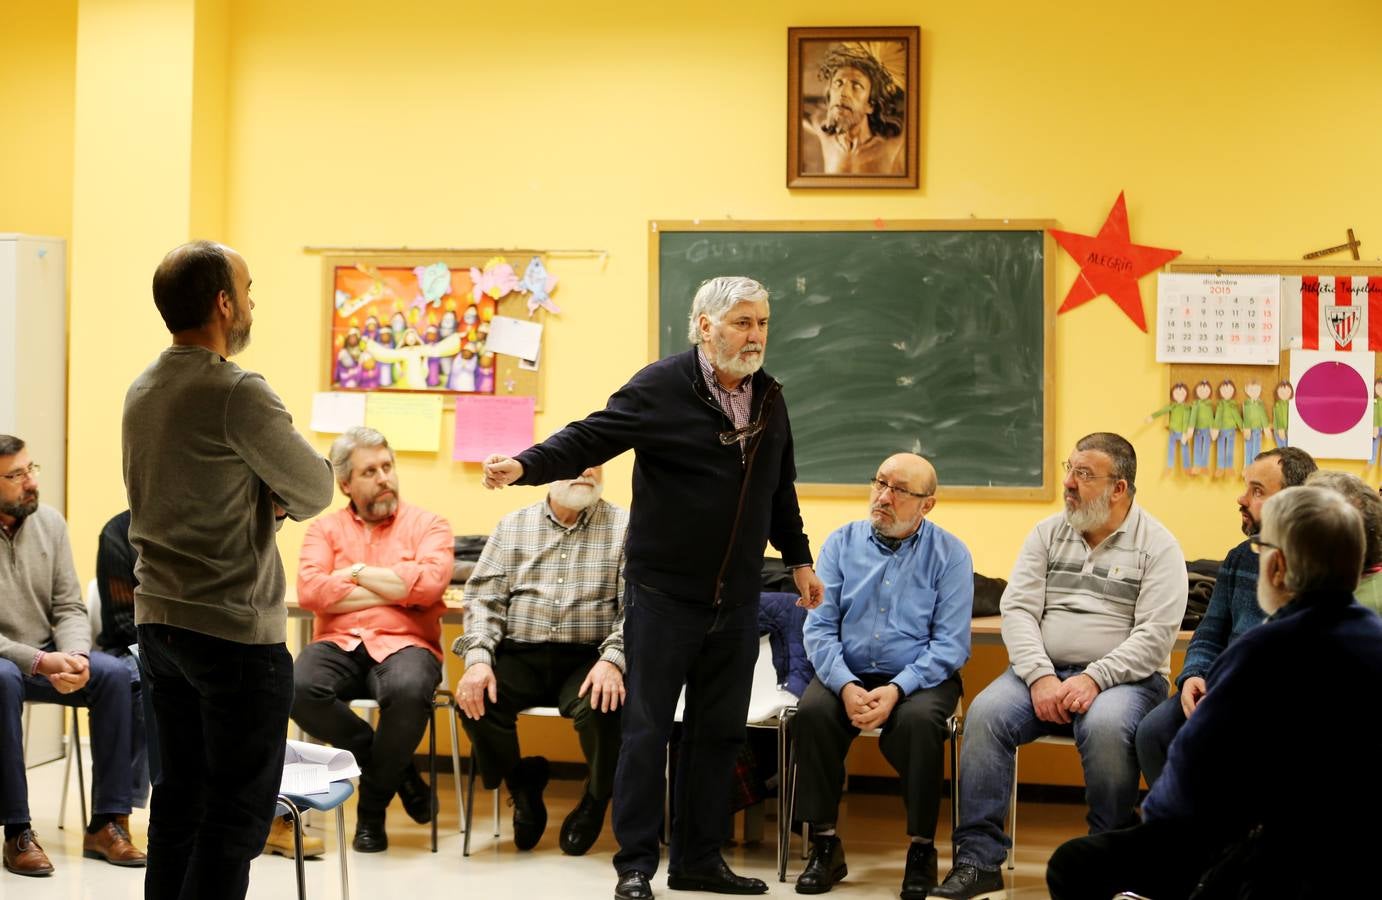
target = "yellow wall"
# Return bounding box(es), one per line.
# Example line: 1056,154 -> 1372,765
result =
9,0 -> 1382,785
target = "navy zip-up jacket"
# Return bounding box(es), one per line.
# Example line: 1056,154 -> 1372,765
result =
514,348 -> 813,607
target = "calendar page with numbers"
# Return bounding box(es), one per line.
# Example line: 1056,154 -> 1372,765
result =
1155,273 -> 1280,364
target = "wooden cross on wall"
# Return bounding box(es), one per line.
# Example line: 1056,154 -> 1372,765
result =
1304,228 -> 1362,260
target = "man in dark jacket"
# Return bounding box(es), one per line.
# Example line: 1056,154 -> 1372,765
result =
1047,485 -> 1382,899
483,275 -> 823,900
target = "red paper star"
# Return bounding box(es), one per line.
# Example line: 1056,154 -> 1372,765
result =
1051,192 -> 1180,332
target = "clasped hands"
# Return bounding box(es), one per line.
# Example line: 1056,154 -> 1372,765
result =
1030,673 -> 1100,724
37,651 -> 90,694
840,681 -> 899,732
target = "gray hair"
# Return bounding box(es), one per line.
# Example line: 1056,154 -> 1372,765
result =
1074,432 -> 1137,496
1305,470 -> 1382,569
685,276 -> 769,344
329,426 -> 392,483
0,435 -> 24,458
1263,485 -> 1364,595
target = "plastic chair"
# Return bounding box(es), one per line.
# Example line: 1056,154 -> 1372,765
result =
777,696 -> 964,882
276,780 -> 354,900
461,705 -> 561,857
1006,734 -> 1077,869
347,683 -> 464,852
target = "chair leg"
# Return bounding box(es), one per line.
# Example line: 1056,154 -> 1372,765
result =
335,803 -> 351,900
446,702 -> 464,834
463,749 -> 478,857
74,708 -> 88,829
949,716 -> 961,834
1006,749 -> 1018,871
492,784 -> 499,838
429,713 -> 439,853
280,797 -> 307,900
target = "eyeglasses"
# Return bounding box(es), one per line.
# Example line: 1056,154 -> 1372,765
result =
718,420 -> 765,445
1248,538 -> 1278,555
868,477 -> 932,501
1062,461 -> 1118,483
0,463 -> 39,483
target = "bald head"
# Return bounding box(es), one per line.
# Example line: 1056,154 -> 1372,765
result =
869,453 -> 938,539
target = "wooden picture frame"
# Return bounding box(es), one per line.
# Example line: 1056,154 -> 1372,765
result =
787,26 -> 920,189
319,251 -> 542,406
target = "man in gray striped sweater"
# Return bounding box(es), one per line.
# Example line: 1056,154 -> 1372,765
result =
932,433 -> 1187,899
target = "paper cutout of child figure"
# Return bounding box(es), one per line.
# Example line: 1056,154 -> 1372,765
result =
1372,378 -> 1382,464
1273,380 -> 1294,448
1186,379 -> 1215,476
1240,379 -> 1269,471
1147,382 -> 1193,472
1210,379 -> 1244,479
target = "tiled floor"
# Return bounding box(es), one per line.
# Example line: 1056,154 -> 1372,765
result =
11,756 -> 1084,899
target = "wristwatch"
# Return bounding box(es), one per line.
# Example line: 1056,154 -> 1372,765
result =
349,562 -> 366,584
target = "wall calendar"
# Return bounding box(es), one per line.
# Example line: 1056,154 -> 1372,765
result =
1155,273 -> 1280,364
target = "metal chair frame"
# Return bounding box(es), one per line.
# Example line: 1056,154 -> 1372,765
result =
276,781 -> 353,900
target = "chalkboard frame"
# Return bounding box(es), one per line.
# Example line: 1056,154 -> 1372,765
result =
648,219 -> 1057,501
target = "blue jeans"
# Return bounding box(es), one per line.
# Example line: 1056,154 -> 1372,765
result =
1245,429 -> 1262,467
951,666 -> 1167,871
1215,430 -> 1235,471
138,623 -> 292,900
1,650 -> 136,824
1133,693 -> 1185,788
1165,432 -> 1189,470
1192,429 -> 1211,468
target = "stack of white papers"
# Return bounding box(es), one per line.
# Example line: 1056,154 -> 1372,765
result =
280,740 -> 361,795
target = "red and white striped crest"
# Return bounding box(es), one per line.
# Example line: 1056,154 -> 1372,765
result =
1284,275 -> 1382,352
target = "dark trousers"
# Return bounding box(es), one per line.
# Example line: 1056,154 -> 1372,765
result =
1,650 -> 137,823
138,623 -> 292,900
290,641 -> 442,818
1133,692 -> 1186,787
460,640 -> 621,801
1047,818 -> 1223,900
794,673 -> 961,839
611,582 -> 758,878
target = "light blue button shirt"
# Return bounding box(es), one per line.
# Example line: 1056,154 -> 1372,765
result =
804,518 -> 974,697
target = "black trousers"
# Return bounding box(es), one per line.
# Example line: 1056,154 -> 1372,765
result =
460,640 -> 622,801
1046,818 -> 1224,900
138,624 -> 292,900
793,673 -> 962,839
290,641 -> 442,818
611,582 -> 759,878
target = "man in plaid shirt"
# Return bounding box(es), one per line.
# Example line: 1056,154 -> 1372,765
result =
455,466 -> 627,857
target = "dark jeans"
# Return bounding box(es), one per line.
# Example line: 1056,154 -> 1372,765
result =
1,649 -> 136,824
290,641 -> 441,819
460,639 -> 621,802
138,623 -> 292,900
612,582 -> 758,878
793,673 -> 962,839
1047,818 -> 1222,900
1134,692 -> 1186,787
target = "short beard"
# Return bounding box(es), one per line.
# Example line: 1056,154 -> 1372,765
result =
226,315 -> 252,356
0,492 -> 38,522
363,494 -> 398,521
1065,485 -> 1113,534
870,504 -> 920,539
713,333 -> 764,380
1239,507 -> 1260,537
550,479 -> 603,511
823,105 -> 861,135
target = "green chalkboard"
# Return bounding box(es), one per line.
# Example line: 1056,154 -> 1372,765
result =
650,221 -> 1055,499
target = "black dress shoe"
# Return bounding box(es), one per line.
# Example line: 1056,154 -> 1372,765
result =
667,856 -> 768,894
506,756 -> 550,850
615,870 -> 654,900
795,834 -> 847,894
900,842 -> 938,898
351,819 -> 388,853
929,863 -> 1003,898
396,765 -> 435,825
559,790 -> 608,856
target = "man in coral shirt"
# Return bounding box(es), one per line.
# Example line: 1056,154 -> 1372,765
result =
292,426 -> 454,853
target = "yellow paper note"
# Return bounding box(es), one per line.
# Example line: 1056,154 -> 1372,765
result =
364,393 -> 443,452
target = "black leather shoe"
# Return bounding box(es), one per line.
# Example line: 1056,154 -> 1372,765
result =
396,765 -> 435,825
795,833 -> 847,894
615,870 -> 654,900
928,863 -> 1003,898
507,756 -> 550,850
667,856 -> 768,894
351,818 -> 388,853
559,790 -> 608,856
900,842 -> 938,898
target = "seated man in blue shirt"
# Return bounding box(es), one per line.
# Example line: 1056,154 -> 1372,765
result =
795,454 -> 973,898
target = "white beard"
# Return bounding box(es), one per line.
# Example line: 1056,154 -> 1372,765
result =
550,479 -> 603,511
1064,485 -> 1113,535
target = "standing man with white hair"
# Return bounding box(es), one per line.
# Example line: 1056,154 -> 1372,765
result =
291,426 -> 454,854
482,276 -> 824,900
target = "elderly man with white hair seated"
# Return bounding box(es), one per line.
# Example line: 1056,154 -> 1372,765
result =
1046,485 -> 1382,899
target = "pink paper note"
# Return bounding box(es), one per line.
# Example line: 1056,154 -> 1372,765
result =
453,395 -> 536,462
